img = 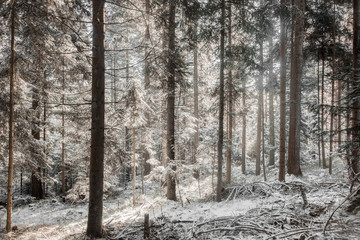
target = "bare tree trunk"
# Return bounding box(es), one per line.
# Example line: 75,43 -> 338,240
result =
144,0 -> 151,175
132,90 -> 136,206
321,58 -> 326,169
269,36 -> 275,166
216,0 -> 225,202
226,2 -> 232,184
317,52 -> 321,167
351,0 -> 360,175
241,79 -> 246,174
6,1 -> 15,232
87,0 -> 105,237
256,41 -> 264,176
287,0 -> 304,176
278,0 -> 287,182
62,64 -> 66,196
193,28 -> 199,164
262,91 -> 267,181
166,0 -> 177,201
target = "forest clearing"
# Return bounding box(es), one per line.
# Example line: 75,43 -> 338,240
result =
1,0 -> 360,239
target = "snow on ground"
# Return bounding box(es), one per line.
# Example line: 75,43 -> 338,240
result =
0,163 -> 359,239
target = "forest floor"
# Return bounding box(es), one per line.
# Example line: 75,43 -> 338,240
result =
1,163 -> 360,239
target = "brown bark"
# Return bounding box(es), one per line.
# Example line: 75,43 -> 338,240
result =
166,0 -> 177,201
144,0 -> 151,175
62,64 -> 66,196
278,0 -> 286,182
287,0 -> 304,176
216,0 -> 225,202
87,0 -> 105,237
6,0 -> 15,232
351,0 -> 360,175
256,41 -> 264,176
226,2 -> 232,184
317,52 -> 321,167
321,58 -> 326,169
241,80 -> 246,174
269,36 -> 275,166
193,29 -> 199,164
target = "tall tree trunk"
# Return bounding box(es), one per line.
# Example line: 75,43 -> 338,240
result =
132,90 -> 136,206
351,0 -> 360,175
161,27 -> 168,167
226,2 -> 232,184
216,0 -> 225,202
62,65 -> 66,196
321,58 -> 326,169
317,52 -> 321,167
269,36 -> 275,166
256,41 -> 264,176
193,24 -> 199,164
6,0 -> 15,232
278,0 -> 286,182
329,0 -> 336,175
241,79 -> 246,174
87,0 -> 105,237
166,0 -> 177,201
262,90 -> 267,181
144,0 -> 151,175
287,0 -> 304,176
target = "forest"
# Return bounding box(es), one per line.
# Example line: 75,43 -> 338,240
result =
0,0 -> 360,239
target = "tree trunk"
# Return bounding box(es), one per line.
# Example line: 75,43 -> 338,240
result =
287,0 -> 304,176
193,24 -> 199,164
256,41 -> 264,176
317,52 -> 321,167
351,0 -> 360,175
87,0 -> 105,237
225,2 -> 232,184
269,36 -> 275,166
216,0 -> 225,202
132,90 -> 136,206
166,0 -> 177,201
144,0 -> 151,175
321,58 -> 326,169
241,79 -> 246,174
62,64 -> 66,196
278,0 -> 287,182
6,1 -> 15,232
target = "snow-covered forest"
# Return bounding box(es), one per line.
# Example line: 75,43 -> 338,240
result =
1,0 -> 360,239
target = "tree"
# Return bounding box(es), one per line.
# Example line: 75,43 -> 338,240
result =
268,36 -> 275,166
256,41 -> 264,176
6,0 -> 15,232
287,0 -> 304,176
87,0 -> 105,237
166,0 -> 177,201
216,0 -> 225,202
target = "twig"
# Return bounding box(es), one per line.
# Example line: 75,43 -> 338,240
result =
323,184 -> 360,234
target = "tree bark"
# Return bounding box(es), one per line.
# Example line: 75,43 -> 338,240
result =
193,23 -> 199,164
166,0 -> 177,201
87,0 -> 105,237
216,0 -> 225,202
287,0 -> 304,176
144,0 -> 151,175
269,36 -> 275,166
256,41 -> 264,176
62,64 -> 66,196
321,58 -> 326,169
351,0 -> 360,175
6,0 -> 15,232
226,2 -> 232,184
241,79 -> 246,174
278,0 -> 287,182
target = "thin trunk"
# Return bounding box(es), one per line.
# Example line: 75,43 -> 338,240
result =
226,2 -> 232,184
317,52 -> 321,167
132,91 -> 136,206
43,99 -> 46,196
193,24 -> 199,164
6,0 -> 15,232
351,0 -> 360,175
241,79 -> 246,174
144,0 -> 151,175
287,0 -> 304,176
262,90 -> 267,181
87,0 -> 105,237
161,27 -> 168,167
329,0 -> 336,175
216,0 -> 225,202
256,41 -> 264,176
278,0 -> 286,182
62,65 -> 66,196
269,36 -> 275,166
166,0 -> 176,201
321,58 -> 326,169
